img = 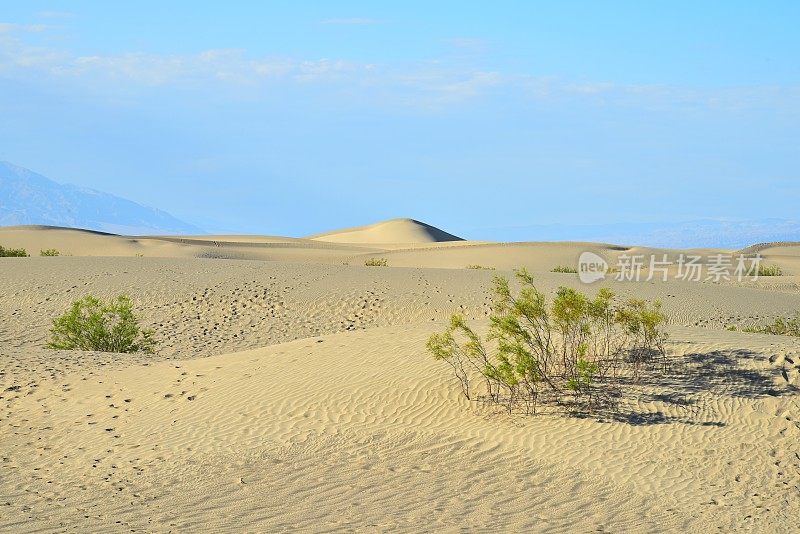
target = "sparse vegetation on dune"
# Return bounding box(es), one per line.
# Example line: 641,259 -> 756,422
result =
364,257 -> 388,267
741,314 -> 800,337
40,248 -> 60,256
466,264 -> 495,270
0,245 -> 29,257
427,268 -> 668,415
550,265 -> 578,273
47,295 -> 155,353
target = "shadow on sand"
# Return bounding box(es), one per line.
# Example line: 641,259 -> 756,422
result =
577,348 -> 798,426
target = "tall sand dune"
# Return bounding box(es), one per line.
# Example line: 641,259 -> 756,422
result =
308,218 -> 464,244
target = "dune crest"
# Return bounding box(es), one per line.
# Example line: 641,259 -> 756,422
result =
308,218 -> 464,244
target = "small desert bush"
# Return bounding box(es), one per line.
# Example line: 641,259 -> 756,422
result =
742,314 -> 800,337
365,258 -> 388,267
47,295 -> 155,353
753,264 -> 783,277
427,269 -> 668,415
40,248 -> 60,257
466,264 -> 495,270
550,265 -> 577,273
0,245 -> 29,257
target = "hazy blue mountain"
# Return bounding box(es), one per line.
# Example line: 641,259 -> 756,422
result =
0,162 -> 202,235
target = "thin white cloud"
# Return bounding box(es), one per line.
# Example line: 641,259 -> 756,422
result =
0,22 -> 795,114
424,71 -> 501,102
0,22 -> 48,33
445,37 -> 488,51
565,82 -> 615,94
0,26 -> 66,71
17,44 -> 367,90
67,53 -> 190,85
320,18 -> 381,26
35,11 -> 74,19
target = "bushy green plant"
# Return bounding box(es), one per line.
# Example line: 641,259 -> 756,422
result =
0,245 -> 29,257
40,248 -> 60,257
427,316 -> 489,401
466,264 -> 495,270
364,257 -> 388,267
550,265 -> 578,273
567,358 -> 598,392
47,295 -> 155,353
755,264 -> 783,276
427,269 -> 668,415
744,262 -> 782,277
742,314 -> 800,337
615,298 -> 669,376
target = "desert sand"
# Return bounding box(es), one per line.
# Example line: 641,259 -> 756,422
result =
1,219 -> 799,532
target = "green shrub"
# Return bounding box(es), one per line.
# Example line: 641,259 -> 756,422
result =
427,268 -> 668,415
466,264 -> 495,270
550,265 -> 578,273
754,264 -> 783,277
742,314 -> 800,337
47,295 -> 155,353
40,248 -> 60,257
0,245 -> 29,257
365,257 -> 388,267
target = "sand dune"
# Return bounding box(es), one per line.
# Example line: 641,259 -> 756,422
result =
4,223 -> 798,275
2,224 -> 800,532
308,217 -> 464,244
0,225 -> 378,262
3,325 -> 799,532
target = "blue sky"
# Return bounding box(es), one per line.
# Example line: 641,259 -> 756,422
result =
1,1 -> 798,239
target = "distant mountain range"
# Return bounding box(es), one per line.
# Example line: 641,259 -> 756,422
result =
0,162 -> 202,235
